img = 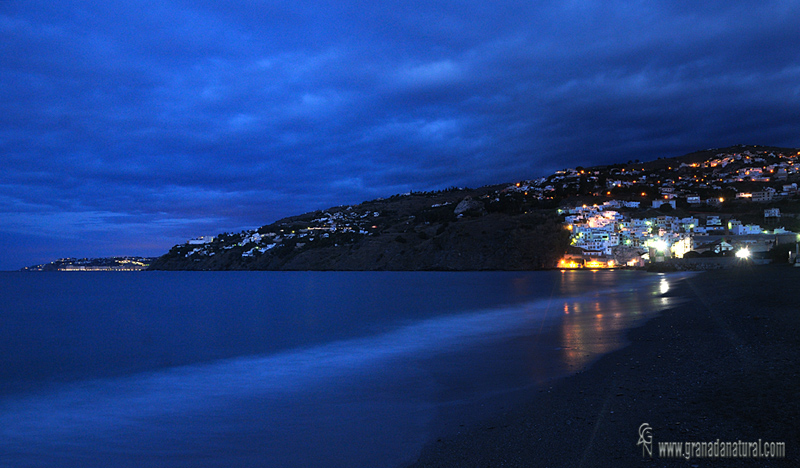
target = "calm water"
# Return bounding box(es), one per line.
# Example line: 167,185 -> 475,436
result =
0,270 -> 688,468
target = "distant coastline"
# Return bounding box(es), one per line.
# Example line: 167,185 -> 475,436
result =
20,257 -> 155,272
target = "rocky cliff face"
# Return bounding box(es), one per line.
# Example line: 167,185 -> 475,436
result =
149,186 -> 570,271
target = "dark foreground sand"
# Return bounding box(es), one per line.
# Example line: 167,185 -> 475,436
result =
410,265 -> 799,467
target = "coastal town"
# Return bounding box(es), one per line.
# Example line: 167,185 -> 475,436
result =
154,145 -> 800,271
517,145 -> 800,268
556,202 -> 796,268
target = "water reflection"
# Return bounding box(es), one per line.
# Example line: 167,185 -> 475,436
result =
557,273 -> 682,371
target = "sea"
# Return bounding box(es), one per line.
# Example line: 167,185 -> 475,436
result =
0,270 -> 689,468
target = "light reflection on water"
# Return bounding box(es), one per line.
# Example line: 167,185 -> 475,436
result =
556,272 -> 685,372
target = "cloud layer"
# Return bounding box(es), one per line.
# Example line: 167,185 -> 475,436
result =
2,0 -> 799,268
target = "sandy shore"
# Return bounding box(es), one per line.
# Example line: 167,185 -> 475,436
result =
409,265 -> 799,467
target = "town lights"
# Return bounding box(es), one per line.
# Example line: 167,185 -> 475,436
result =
735,248 -> 751,259
558,258 -> 580,269
652,240 -> 668,252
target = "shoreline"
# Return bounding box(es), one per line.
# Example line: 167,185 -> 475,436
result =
408,265 -> 799,467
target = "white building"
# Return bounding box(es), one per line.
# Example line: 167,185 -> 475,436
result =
670,235 -> 694,258
652,199 -> 676,209
188,236 -> 215,245
732,224 -> 763,235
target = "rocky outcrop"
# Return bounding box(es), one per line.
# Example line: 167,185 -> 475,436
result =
454,197 -> 486,216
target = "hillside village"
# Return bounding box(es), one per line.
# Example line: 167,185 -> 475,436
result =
528,145 -> 800,268
180,207 -> 384,260
558,202 -> 796,268
148,182 -> 569,271
145,144 -> 800,271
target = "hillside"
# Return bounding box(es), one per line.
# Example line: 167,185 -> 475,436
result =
149,144 -> 800,271
149,186 -> 570,271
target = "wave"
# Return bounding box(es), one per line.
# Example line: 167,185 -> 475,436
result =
0,272 -> 690,467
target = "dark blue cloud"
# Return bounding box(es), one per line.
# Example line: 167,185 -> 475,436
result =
2,0 -> 799,269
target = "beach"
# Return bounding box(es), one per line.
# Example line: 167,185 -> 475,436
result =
409,265 -> 799,467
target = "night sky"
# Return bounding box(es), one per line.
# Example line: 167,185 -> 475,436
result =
3,1 -> 799,270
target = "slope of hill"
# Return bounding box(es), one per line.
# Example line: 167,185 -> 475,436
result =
148,186 -> 570,270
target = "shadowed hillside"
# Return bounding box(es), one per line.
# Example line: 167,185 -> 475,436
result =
149,186 -> 571,271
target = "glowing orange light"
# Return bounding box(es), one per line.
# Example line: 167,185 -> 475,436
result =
558,258 -> 581,269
